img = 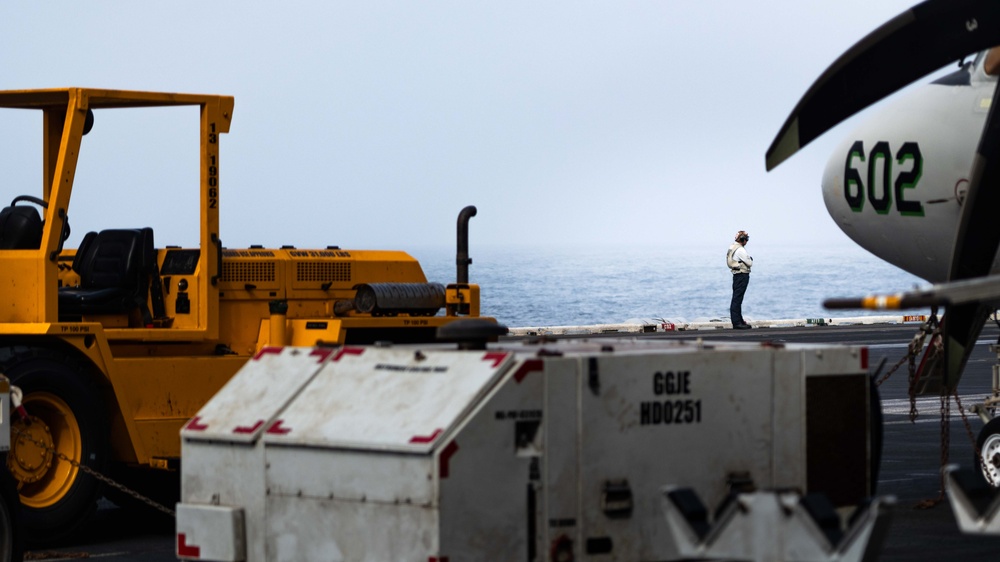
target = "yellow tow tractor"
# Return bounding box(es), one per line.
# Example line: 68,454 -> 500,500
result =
0,88 -> 496,540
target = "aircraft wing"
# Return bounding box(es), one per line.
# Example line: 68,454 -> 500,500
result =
766,0 -> 1000,171
825,274 -> 1000,310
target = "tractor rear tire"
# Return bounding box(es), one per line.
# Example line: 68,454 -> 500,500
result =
5,353 -> 108,543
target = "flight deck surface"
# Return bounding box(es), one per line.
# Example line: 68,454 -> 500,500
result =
25,322 -> 1000,560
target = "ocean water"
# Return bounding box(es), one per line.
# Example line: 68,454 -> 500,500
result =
409,243 -> 932,328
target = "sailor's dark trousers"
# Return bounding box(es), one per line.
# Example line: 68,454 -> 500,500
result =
730,272 -> 749,326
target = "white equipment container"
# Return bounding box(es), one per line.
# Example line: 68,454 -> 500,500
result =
1,376 -> 23,562
177,339 -> 876,561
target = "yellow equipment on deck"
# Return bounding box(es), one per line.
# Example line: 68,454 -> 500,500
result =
0,88 -> 495,540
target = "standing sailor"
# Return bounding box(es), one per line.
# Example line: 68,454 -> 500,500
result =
726,231 -> 753,329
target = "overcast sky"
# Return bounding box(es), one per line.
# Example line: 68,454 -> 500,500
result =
0,1 -> 951,256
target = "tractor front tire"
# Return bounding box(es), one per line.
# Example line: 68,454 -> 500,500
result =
5,353 -> 108,543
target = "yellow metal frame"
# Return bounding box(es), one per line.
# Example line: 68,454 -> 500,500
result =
0,88 -> 233,339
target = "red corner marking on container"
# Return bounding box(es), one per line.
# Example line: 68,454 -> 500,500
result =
266,419 -> 291,435
861,347 -> 869,370
514,359 -> 543,384
233,420 -> 265,434
429,557 -> 450,562
333,347 -> 364,361
184,416 -> 208,432
177,533 -> 201,558
253,346 -> 283,361
409,428 -> 442,444
439,440 -> 459,479
310,347 -> 333,363
482,351 -> 508,368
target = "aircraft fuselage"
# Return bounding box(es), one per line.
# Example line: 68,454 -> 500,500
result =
822,55 -> 999,282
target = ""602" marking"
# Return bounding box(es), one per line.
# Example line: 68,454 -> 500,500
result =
844,140 -> 924,216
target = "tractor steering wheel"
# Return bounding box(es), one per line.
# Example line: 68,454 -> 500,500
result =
10,195 -> 47,208
8,195 -> 71,244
